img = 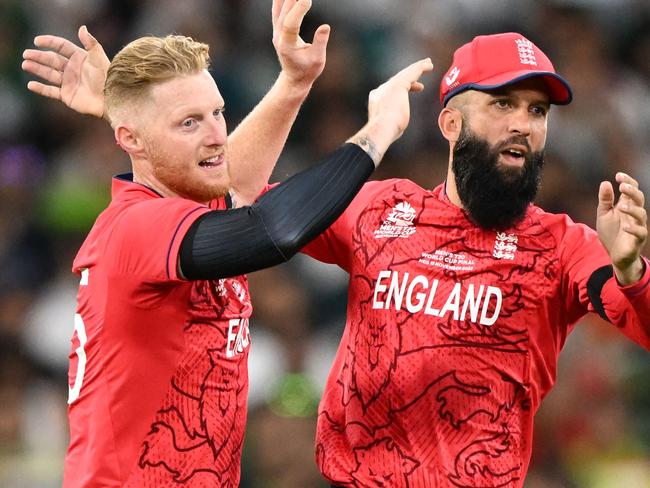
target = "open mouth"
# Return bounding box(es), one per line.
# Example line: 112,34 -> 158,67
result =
198,154 -> 224,169
500,147 -> 526,166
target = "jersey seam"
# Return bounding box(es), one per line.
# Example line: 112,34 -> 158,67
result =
250,206 -> 289,261
166,206 -> 210,280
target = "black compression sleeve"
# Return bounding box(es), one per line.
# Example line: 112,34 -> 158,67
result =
179,143 -> 373,280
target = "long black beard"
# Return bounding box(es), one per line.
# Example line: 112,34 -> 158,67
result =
452,125 -> 544,230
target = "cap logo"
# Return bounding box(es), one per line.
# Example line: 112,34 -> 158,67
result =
515,38 -> 537,66
445,66 -> 460,86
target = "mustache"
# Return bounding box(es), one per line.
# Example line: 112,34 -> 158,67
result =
494,136 -> 531,153
455,133 -> 532,157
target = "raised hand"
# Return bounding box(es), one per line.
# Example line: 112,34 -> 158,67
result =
367,58 -> 433,142
272,0 -> 330,89
597,172 -> 648,285
348,58 -> 434,166
22,25 -> 109,117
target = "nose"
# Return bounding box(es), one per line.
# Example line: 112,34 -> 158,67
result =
204,115 -> 228,147
507,108 -> 532,136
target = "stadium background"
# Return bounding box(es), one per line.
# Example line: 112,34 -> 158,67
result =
1,0 -> 649,486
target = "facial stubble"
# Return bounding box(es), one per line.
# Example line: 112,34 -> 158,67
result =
147,140 -> 230,203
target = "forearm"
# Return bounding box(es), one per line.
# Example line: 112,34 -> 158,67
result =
227,72 -> 312,207
180,143 -> 373,280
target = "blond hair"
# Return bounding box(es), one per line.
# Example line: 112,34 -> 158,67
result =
104,35 -> 210,125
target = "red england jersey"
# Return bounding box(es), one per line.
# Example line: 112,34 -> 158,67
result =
64,175 -> 253,487
303,180 -> 650,487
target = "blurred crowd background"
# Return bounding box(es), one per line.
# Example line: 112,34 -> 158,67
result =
1,0 -> 649,486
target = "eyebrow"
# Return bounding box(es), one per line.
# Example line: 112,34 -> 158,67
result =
174,103 -> 226,119
485,89 -> 550,107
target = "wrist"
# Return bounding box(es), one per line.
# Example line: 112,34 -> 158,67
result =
275,71 -> 313,104
613,257 -> 645,286
347,120 -> 395,168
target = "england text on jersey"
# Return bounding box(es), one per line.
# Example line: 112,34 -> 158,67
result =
372,270 -> 502,326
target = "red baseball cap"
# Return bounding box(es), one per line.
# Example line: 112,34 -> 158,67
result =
440,32 -> 572,106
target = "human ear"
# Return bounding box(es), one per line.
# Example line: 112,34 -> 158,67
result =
115,124 -> 145,157
438,107 -> 463,143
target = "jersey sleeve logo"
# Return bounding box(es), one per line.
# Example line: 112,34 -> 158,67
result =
374,201 -> 417,239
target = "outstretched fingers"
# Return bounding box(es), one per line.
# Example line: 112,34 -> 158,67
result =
273,0 -> 296,36
621,217 -> 648,242
619,203 -> 647,224
617,176 -> 645,208
21,58 -> 63,86
278,0 -> 311,46
272,0 -> 284,26
606,172 -> 648,243
619,192 -> 648,241
33,35 -> 79,59
26,80 -> 61,100
23,34 -> 82,92
23,49 -> 68,71
393,58 -> 434,90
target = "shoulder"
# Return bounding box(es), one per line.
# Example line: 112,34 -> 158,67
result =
91,196 -> 209,250
528,205 -> 598,247
360,178 -> 424,199
124,197 -> 208,223
530,206 -> 590,231
340,178 -> 423,215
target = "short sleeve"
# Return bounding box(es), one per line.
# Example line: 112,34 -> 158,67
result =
108,198 -> 211,282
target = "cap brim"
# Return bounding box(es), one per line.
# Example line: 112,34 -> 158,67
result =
443,71 -> 573,106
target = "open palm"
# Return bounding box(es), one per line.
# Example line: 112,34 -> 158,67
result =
597,173 -> 647,282
22,26 -> 109,117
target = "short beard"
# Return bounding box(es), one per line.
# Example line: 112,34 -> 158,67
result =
147,142 -> 230,203
452,124 -> 544,231
152,159 -> 229,202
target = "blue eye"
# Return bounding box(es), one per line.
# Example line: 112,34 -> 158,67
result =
182,119 -> 195,127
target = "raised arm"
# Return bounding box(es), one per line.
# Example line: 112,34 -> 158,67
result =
551,173 -> 650,350
21,1 -> 329,207
179,58 -> 434,279
227,0 -> 331,206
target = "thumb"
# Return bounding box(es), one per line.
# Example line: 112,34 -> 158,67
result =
311,24 -> 331,51
78,25 -> 99,51
396,58 -> 434,88
598,181 -> 615,216
409,81 -> 425,93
